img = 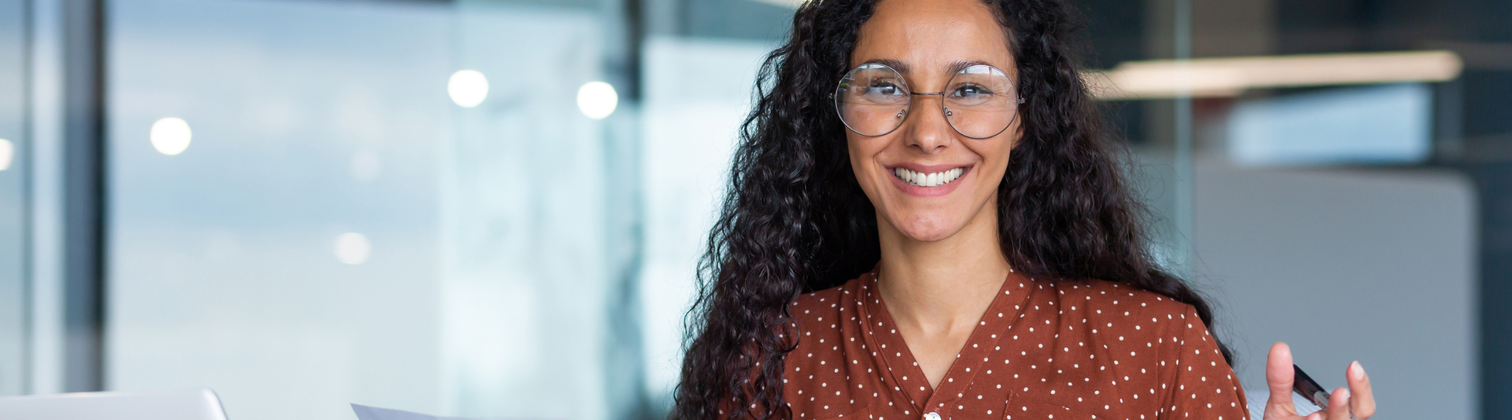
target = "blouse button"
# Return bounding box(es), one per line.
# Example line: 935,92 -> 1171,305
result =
923,412 -> 941,420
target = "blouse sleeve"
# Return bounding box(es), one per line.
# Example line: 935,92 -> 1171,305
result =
1161,306 -> 1250,420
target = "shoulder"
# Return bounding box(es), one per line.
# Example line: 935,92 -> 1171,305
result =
1050,278 -> 1195,318
787,277 -> 868,347
1047,278 -> 1204,341
790,281 -> 851,322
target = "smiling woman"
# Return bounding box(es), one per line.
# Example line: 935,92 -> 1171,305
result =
673,1 -> 1375,420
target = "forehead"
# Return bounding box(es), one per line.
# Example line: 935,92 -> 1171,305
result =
850,0 -> 1014,76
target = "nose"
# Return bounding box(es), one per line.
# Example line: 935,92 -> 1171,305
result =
902,93 -> 953,154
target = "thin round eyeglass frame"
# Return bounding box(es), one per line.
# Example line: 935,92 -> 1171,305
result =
832,63 -> 1025,140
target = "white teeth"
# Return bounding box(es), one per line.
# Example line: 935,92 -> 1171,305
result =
893,167 -> 965,187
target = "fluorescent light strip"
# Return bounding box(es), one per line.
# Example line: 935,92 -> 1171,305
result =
1086,50 -> 1464,100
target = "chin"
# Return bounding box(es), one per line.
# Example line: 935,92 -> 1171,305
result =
894,214 -> 965,242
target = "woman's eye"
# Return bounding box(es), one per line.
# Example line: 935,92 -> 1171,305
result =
867,82 -> 904,96
951,84 -> 991,98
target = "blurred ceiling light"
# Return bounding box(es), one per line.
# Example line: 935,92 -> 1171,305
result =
448,70 -> 489,108
577,81 -> 618,119
150,117 -> 193,155
0,138 -> 12,171
334,232 -> 371,265
1424,41 -> 1512,70
1086,50 -> 1463,100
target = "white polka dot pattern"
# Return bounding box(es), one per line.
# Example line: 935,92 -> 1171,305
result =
775,270 -> 1250,420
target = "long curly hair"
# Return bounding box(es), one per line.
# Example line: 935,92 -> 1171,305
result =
672,1 -> 1233,419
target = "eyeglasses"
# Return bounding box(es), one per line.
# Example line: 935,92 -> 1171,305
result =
833,63 -> 1022,139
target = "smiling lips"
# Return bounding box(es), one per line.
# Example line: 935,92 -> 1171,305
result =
893,166 -> 966,188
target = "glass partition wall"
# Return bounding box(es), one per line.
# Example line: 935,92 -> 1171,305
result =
444,2 -> 629,418
104,1 -> 450,419
2,0 -> 1507,419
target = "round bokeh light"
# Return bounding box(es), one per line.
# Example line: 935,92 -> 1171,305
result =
576,81 -> 618,119
448,70 -> 489,108
150,117 -> 193,156
0,138 -> 13,171
334,232 -> 371,265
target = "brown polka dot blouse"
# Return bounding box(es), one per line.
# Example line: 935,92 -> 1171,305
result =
782,269 -> 1249,420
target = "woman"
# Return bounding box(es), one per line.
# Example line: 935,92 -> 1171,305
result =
675,0 -> 1376,419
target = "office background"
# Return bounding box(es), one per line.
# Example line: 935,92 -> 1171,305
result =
0,0 -> 1505,419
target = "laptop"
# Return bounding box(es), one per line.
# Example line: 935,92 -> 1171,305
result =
0,388 -> 230,420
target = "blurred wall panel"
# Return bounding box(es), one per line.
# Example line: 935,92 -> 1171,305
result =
106,1 -> 450,419
1194,163 -> 1476,420
0,0 -> 29,397
637,36 -> 771,412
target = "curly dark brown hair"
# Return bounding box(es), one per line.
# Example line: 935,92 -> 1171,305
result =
671,1 -> 1233,419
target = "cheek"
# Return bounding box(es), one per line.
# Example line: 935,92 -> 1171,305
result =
991,145 -> 1013,179
847,135 -> 885,183
970,138 -> 1016,185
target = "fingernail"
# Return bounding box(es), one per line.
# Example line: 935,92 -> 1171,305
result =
1341,388 -> 1351,400
1350,361 -> 1365,380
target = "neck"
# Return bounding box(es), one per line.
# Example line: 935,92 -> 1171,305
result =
875,201 -> 1012,335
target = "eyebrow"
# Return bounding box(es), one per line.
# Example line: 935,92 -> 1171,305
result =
860,58 -> 912,74
947,60 -> 993,74
857,58 -> 995,76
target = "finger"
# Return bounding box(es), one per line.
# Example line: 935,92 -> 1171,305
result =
1325,387 -> 1350,420
1347,361 -> 1375,419
1305,412 -> 1323,420
1265,342 -> 1298,415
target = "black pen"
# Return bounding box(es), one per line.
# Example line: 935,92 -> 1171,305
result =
1292,364 -> 1332,409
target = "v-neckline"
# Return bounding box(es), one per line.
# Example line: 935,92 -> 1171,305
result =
856,269 -> 1035,415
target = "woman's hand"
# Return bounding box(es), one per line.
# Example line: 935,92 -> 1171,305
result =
1263,342 -> 1375,420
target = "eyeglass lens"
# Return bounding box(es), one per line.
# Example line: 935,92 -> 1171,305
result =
834,63 -> 1018,139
